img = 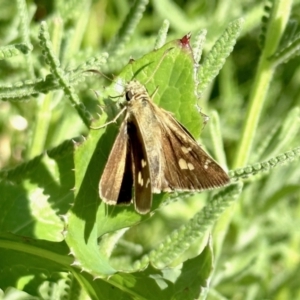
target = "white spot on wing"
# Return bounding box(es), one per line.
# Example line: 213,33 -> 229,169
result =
178,158 -> 188,169
204,159 -> 211,169
187,163 -> 194,170
141,159 -> 147,168
181,146 -> 192,154
145,178 -> 150,188
138,172 -> 144,186
179,158 -> 194,170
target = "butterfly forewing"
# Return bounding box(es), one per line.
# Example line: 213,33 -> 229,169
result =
99,122 -> 133,205
153,107 -> 230,191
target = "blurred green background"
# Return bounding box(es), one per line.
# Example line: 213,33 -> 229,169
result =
0,0 -> 300,299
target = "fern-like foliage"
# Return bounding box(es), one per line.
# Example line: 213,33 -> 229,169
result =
0,0 -> 300,299
197,19 -> 243,96
259,0 -> 273,48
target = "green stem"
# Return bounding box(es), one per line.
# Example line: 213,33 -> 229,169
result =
27,93 -> 52,158
27,21 -> 64,158
233,0 -> 292,168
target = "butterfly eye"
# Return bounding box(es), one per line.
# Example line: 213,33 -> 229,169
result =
125,91 -> 133,101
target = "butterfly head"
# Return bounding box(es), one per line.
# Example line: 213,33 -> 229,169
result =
125,80 -> 148,102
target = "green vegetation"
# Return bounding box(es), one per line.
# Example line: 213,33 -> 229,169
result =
0,0 -> 299,299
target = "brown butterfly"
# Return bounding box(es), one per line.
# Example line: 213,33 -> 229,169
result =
99,80 -> 230,214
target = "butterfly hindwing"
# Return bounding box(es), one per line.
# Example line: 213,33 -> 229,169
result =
99,121 -> 133,205
127,122 -> 152,214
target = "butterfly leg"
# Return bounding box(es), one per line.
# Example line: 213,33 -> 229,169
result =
90,106 -> 126,130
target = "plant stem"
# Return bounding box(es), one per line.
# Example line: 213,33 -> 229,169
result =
27,94 -> 52,158
233,0 -> 292,168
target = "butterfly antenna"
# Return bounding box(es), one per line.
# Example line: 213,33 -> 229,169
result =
145,47 -> 174,85
86,69 -> 125,90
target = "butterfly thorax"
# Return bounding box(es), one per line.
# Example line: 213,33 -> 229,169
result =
125,80 -> 159,124
124,80 -> 165,193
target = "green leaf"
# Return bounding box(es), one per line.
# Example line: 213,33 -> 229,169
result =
105,35 -> 202,137
66,35 -> 201,277
0,287 -> 39,300
0,142 -> 75,241
0,43 -> 32,60
105,240 -> 213,299
0,232 -> 71,297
